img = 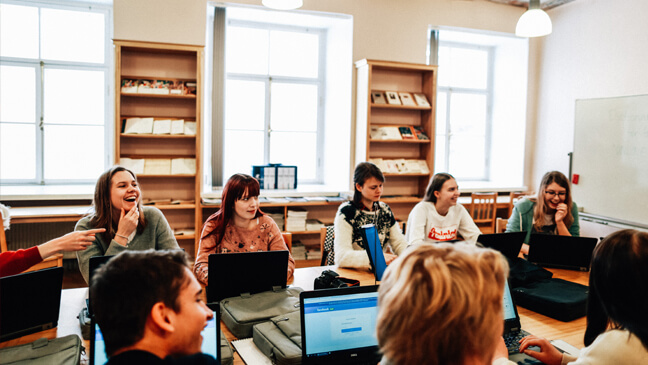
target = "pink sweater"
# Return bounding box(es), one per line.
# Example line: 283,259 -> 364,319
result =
194,215 -> 295,285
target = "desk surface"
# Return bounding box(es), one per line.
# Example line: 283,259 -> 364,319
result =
0,266 -> 588,365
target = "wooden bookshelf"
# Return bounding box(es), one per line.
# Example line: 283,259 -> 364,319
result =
114,40 -> 204,258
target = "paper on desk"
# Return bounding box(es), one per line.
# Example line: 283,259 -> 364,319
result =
231,338 -> 273,365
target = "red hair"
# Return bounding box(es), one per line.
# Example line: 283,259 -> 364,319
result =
204,174 -> 264,247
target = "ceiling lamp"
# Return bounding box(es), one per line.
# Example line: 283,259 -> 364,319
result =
262,0 -> 303,10
515,0 -> 552,37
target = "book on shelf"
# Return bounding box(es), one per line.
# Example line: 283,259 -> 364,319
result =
121,79 -> 138,93
370,158 -> 429,174
202,197 -> 222,205
184,121 -> 196,135
171,158 -> 196,175
152,119 -> 172,134
170,81 -> 186,95
144,158 -> 172,175
185,82 -> 197,95
398,92 -> 416,106
123,117 -> 154,134
412,126 -> 429,140
385,91 -> 401,105
143,198 -> 172,205
413,93 -> 430,107
171,199 -> 195,205
174,228 -> 195,236
119,158 -> 145,175
370,126 -> 402,140
371,90 -> 386,104
306,219 -> 324,231
170,119 -> 185,135
399,126 -> 416,140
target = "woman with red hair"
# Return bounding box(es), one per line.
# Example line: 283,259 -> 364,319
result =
193,174 -> 295,285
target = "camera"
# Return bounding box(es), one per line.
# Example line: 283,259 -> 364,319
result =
314,270 -> 349,289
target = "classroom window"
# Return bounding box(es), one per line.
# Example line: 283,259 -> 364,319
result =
0,1 -> 111,184
430,28 -> 528,187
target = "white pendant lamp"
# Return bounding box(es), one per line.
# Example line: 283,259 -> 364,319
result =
262,0 -> 303,10
515,0 -> 552,37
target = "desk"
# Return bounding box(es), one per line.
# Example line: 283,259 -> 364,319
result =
1,266 -> 588,365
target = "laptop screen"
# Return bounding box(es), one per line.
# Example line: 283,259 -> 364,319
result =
302,287 -> 379,361
361,224 -> 387,281
503,281 -> 517,322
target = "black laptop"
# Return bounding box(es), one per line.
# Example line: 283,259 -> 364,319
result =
502,280 -> 543,364
206,250 -> 289,303
478,232 -> 527,261
300,285 -> 381,365
528,234 -> 598,271
0,266 -> 64,341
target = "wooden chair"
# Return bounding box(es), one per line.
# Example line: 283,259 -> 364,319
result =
470,192 -> 498,234
0,208 -> 63,273
319,226 -> 335,266
508,191 -> 531,217
495,218 -> 508,233
281,232 -> 292,252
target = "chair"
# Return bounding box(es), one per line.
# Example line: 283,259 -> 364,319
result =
470,192 -> 498,234
281,232 -> 292,252
509,191 -> 531,217
495,218 -> 508,233
319,226 -> 335,266
0,206 -> 63,273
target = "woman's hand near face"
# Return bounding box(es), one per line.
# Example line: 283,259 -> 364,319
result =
116,205 -> 139,238
554,203 -> 568,223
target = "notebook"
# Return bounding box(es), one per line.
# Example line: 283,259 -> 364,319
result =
90,304 -> 222,364
0,266 -> 64,341
300,285 -> 381,365
206,250 -> 289,303
360,224 -> 387,281
528,234 -> 598,271
502,280 -> 543,364
477,232 -> 527,261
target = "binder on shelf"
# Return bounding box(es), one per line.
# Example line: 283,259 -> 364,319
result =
144,159 -> 172,175
123,117 -> 154,134
152,119 -> 172,134
252,164 -> 297,190
171,158 -> 196,175
170,119 -> 185,135
120,158 -> 145,174
184,121 -> 196,135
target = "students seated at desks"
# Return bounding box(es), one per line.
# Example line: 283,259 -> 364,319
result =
0,228 -> 104,278
405,173 -> 481,245
334,162 -> 407,269
76,166 -> 179,283
519,229 -> 648,364
91,250 -> 219,364
377,243 -> 512,365
506,171 -> 579,253
193,174 -> 295,286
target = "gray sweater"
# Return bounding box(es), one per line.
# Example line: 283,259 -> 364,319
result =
75,206 -> 179,283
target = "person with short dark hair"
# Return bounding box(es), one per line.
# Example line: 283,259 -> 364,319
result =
91,249 -> 218,364
405,172 -> 481,245
334,162 -> 407,268
519,229 -> 648,364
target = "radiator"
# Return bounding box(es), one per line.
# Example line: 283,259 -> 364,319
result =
5,221 -> 78,259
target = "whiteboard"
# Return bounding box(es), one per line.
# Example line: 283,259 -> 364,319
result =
572,95 -> 648,227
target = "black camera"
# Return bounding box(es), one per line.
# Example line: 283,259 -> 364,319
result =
314,270 -> 349,289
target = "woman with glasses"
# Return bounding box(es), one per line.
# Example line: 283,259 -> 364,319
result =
506,171 -> 579,248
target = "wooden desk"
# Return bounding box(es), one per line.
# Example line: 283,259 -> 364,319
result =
1,267 -> 587,365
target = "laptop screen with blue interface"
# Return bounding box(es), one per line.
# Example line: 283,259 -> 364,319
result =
303,291 -> 379,357
503,281 -> 517,321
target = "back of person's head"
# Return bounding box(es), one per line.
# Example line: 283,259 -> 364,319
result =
90,249 -> 191,357
377,243 -> 509,365
423,172 -> 455,203
352,162 -> 384,207
585,229 -> 648,349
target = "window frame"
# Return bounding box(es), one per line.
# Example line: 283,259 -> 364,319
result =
0,0 -> 113,185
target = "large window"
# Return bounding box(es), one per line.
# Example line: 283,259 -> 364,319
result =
224,22 -> 324,183
0,1 -> 111,184
431,28 -> 528,187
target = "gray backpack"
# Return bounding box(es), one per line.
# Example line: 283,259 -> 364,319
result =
253,310 -> 302,365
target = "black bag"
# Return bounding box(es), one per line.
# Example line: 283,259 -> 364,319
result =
512,278 -> 589,322
508,257 -> 553,288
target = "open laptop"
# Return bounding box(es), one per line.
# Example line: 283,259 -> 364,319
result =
502,280 -> 543,365
0,266 -> 64,341
87,255 -> 114,316
478,232 -> 527,261
90,303 -> 222,364
300,285 -> 381,365
206,250 -> 289,303
360,224 -> 387,281
528,234 -> 598,271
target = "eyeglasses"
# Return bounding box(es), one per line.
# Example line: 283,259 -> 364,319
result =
545,190 -> 566,198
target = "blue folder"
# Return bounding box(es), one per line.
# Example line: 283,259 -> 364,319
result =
361,224 -> 387,281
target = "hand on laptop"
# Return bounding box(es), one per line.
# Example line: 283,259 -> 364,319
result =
518,335 -> 562,365
384,253 -> 398,264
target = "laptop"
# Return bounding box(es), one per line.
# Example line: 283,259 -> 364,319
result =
528,234 -> 598,271
478,232 -> 527,261
90,304 -> 222,364
0,266 -> 64,341
502,280 -> 543,365
206,250 -> 289,303
360,224 -> 387,281
300,285 -> 381,365
87,255 -> 114,316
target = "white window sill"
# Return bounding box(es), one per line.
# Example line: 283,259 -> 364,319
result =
0,184 -> 95,201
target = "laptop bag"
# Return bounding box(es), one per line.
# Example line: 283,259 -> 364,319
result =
508,257 -> 553,288
512,278 -> 588,322
221,287 -> 303,338
253,310 -> 302,365
220,329 -> 234,365
0,334 -> 83,365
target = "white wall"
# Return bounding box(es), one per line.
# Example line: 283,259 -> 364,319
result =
531,0 -> 648,188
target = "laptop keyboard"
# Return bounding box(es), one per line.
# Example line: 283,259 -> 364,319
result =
504,329 -> 532,354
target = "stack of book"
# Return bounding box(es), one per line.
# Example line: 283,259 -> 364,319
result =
286,209 -> 308,231
268,212 -> 285,231
306,219 -> 324,232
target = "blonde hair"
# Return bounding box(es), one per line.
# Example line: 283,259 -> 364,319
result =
377,243 -> 509,365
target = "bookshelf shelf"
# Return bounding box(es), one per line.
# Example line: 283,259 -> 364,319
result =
371,103 -> 432,111
115,40 -> 204,259
369,139 -> 430,144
